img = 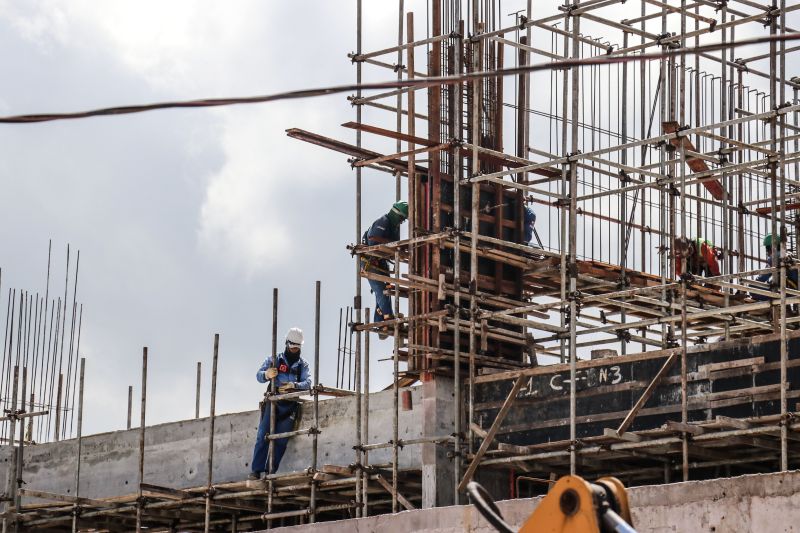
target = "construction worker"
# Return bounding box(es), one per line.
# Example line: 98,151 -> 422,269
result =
524,205 -> 536,245
754,233 -> 798,292
361,201 -> 408,336
249,327 -> 312,480
674,236 -> 720,278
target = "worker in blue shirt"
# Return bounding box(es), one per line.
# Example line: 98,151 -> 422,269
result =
754,233 -> 798,298
361,201 -> 408,336
524,205 -> 536,245
249,327 -> 312,480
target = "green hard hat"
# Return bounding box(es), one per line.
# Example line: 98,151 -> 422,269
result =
763,233 -> 774,248
391,201 -> 409,219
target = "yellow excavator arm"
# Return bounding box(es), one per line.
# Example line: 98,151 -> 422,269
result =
467,475 -> 637,533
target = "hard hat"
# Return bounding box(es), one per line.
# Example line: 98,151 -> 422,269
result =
391,201 -> 409,219
763,233 -> 774,248
285,327 -> 304,346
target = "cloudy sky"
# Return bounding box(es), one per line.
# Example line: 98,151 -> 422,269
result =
0,0 -> 433,437
0,0 -> 791,439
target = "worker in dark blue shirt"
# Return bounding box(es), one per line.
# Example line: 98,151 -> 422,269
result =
754,234 -> 798,298
361,201 -> 408,335
249,327 -> 312,480
524,206 -> 536,245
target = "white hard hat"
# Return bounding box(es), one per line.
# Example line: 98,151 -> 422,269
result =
285,327 -> 304,345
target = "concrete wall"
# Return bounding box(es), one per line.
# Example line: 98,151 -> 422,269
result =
4,387 -> 423,502
267,470 -> 800,532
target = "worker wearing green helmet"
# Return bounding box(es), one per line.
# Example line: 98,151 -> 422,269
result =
361,201 -> 408,337
755,233 -> 798,293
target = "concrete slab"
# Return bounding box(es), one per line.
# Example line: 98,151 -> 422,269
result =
265,470 -> 800,532
2,387 -> 423,503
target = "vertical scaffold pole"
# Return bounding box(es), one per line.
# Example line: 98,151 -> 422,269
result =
391,11 -> 414,514
204,334 -> 219,533
355,0 -> 365,513
311,281 -> 321,523
678,0 -> 690,483
13,367 -> 26,533
135,348 -> 147,533
267,289 -> 278,528
452,20 -> 463,506
71,358 -> 85,533
567,11 -> 581,476
778,0 -> 789,471
127,385 -> 132,430
196,361 -> 202,419
362,309 -> 371,516
559,8 -> 571,366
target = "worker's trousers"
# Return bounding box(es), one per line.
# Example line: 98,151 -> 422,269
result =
251,401 -> 297,475
368,278 -> 393,322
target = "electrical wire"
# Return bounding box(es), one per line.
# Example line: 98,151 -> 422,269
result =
0,33 -> 798,125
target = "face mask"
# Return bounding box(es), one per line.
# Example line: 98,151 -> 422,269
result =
285,347 -> 301,364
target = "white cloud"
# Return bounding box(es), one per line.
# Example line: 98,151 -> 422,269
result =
198,109 -> 289,276
197,102 -> 343,276
0,0 -> 69,51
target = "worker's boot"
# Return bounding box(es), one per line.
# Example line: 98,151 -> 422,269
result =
247,472 -> 261,481
378,314 -> 393,339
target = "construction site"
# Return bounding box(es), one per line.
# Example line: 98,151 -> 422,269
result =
1,0 -> 800,531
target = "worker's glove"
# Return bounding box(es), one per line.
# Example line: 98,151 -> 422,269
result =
264,368 -> 278,380
278,383 -> 296,393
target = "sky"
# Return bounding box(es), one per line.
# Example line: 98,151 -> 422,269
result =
0,0 -> 427,438
0,0 -> 795,439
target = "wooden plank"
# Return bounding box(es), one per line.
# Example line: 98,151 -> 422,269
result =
457,376 -> 525,492
470,422 -> 488,440
715,415 -> 751,430
663,420 -> 705,435
756,202 -> 800,215
699,356 -> 765,373
374,474 -> 415,511
320,465 -> 353,476
604,428 -> 642,442
473,329 -> 800,385
19,489 -> 120,509
663,120 -> 725,200
139,483 -> 191,501
494,388 -> 800,436
705,383 -> 783,403
342,121 -> 560,178
497,442 -> 536,454
617,352 -> 678,435
472,347 -> 679,385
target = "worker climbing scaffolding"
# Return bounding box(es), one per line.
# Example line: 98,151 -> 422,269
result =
674,236 -> 721,279
523,205 -> 536,246
753,233 -> 799,300
249,327 -> 312,480
361,200 -> 408,338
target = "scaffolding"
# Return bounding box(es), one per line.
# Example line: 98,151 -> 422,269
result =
4,0 -> 800,531
290,0 -> 800,517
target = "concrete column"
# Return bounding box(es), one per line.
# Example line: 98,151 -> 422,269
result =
421,375 -> 455,508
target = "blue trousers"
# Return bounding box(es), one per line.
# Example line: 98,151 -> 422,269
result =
251,402 -> 297,475
368,277 -> 393,322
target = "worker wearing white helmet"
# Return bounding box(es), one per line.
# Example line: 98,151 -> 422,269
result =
249,327 -> 312,480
